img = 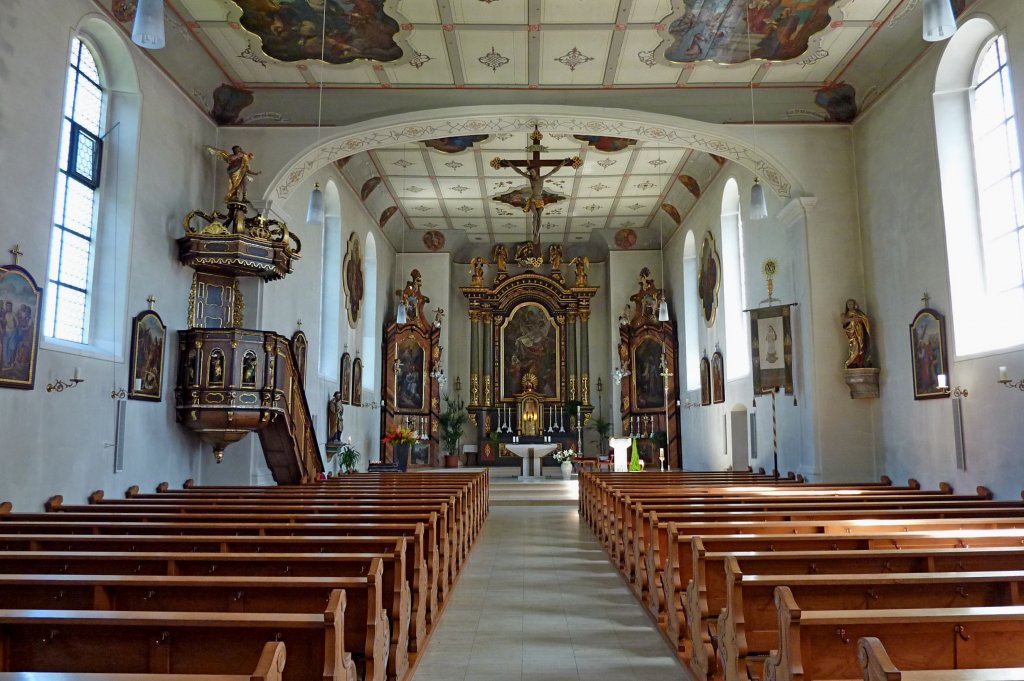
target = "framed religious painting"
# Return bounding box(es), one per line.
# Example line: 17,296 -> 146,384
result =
339,352 -> 352,404
395,335 -> 427,411
342,232 -> 364,329
711,349 -> 725,404
128,310 -> 166,401
909,307 -> 949,400
631,334 -> 666,411
0,264 -> 42,390
699,354 -> 711,406
499,302 -> 560,399
749,303 -> 795,396
697,231 -> 721,326
291,330 -> 308,386
351,357 -> 363,407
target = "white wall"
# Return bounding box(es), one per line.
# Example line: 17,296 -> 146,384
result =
854,0 -> 1024,499
0,2 -> 213,509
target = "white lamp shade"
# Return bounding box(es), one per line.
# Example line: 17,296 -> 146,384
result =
306,183 -> 325,225
658,299 -> 670,321
750,179 -> 768,220
131,0 -> 166,49
923,0 -> 957,42
396,304 -> 408,325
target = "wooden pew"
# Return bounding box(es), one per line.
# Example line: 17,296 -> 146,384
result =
762,586 -> 1024,681
665,530 -> 1024,660
0,571 -> 388,681
0,590 -> 358,681
0,516 -> 437,635
0,551 -> 410,681
858,637 -> 1024,681
715,559 -> 1024,681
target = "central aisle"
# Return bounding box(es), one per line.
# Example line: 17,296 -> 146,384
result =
412,502 -> 685,681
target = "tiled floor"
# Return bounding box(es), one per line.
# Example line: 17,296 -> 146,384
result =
412,504 -> 686,681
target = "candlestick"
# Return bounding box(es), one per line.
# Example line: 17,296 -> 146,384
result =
999,366 -> 1009,382
937,373 -> 948,389
659,447 -> 665,472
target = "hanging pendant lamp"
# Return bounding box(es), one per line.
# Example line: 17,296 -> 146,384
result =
922,0 -> 956,42
131,0 -> 165,49
306,183 -> 324,224
658,298 -> 670,322
750,178 -> 768,220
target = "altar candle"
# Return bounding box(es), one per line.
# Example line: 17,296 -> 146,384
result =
1000,366 -> 1009,382
937,373 -> 948,389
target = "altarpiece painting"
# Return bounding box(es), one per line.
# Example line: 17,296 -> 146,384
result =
500,302 -> 560,398
128,310 -> 166,401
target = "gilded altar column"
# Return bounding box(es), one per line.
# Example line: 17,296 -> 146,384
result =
482,313 -> 493,406
579,309 -> 591,405
566,312 -> 578,402
470,309 -> 481,406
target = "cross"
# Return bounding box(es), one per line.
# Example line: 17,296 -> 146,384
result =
659,354 -> 673,383
921,292 -> 930,307
490,125 -> 582,244
8,245 -> 22,266
296,319 -> 303,329
146,295 -> 156,310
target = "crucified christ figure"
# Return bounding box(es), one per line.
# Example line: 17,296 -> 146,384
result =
490,126 -> 582,244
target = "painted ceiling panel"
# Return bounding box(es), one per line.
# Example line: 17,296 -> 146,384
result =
628,0 -> 675,24
540,0 -> 622,24
686,60 -> 762,84
458,31 -> 530,85
429,150 -> 483,177
396,0 -> 441,24
614,30 -> 681,84
538,30 -> 612,85
450,0 -> 529,25
375,150 -> 431,176
380,31 -> 453,84
437,178 -> 484,198
840,0 -> 893,21
572,198 -> 616,217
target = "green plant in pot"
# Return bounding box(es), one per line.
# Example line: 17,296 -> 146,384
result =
439,392 -> 467,468
338,443 -> 360,474
589,413 -> 612,455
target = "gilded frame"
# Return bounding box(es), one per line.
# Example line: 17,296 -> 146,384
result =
0,264 -> 41,390
128,310 -> 166,401
395,333 -> 428,412
342,232 -> 363,329
749,303 -> 795,396
711,349 -> 725,404
909,307 -> 950,400
697,231 -> 721,326
699,354 -> 711,406
498,301 -> 561,400
630,332 -> 666,411
351,357 -> 363,407
291,330 -> 308,385
340,352 -> 352,404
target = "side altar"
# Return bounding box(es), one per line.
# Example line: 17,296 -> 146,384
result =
460,243 -> 597,466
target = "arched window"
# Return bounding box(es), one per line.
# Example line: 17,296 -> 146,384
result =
44,22 -> 138,358
45,37 -> 106,344
721,178 -> 750,379
361,233 -> 378,398
318,181 -> 342,377
682,231 -> 700,391
936,19 -> 1024,355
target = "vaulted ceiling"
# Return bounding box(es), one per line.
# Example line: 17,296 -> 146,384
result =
104,0 -> 966,254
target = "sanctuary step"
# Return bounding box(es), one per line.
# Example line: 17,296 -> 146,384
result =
489,479 -> 579,506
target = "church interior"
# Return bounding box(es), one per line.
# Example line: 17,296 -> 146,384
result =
2,0 -> 1024,680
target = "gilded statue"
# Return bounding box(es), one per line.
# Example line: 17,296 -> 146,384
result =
841,298 -> 872,369
549,244 -> 563,271
206,145 -> 260,204
571,255 -> 589,287
493,244 -> 508,273
470,257 -> 485,286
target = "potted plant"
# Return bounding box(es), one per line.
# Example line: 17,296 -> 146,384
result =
589,413 -> 612,455
382,423 -> 416,471
553,448 -> 576,480
438,392 -> 467,468
338,443 -> 360,474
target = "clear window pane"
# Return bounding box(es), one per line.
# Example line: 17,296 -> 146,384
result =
53,286 -> 86,343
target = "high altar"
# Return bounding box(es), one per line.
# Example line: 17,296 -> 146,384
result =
460,244 -> 598,464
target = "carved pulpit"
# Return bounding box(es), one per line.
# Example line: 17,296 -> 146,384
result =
618,267 -> 680,468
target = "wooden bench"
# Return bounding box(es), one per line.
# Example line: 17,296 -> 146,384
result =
762,586 -> 1024,681
0,570 -> 388,681
0,641 -> 286,681
0,551 -> 409,681
714,560 -> 1024,681
858,637 -> 1024,681
0,590 -> 357,681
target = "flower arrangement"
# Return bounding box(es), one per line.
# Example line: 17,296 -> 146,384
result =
553,448 -> 577,463
383,423 -> 417,446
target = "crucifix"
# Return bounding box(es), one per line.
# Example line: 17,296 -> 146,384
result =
146,295 -> 157,310
490,125 -> 582,245
9,244 -> 23,266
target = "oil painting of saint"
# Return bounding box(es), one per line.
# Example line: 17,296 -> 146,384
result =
128,310 -> 166,401
0,266 -> 41,390
396,337 -> 425,410
698,232 -> 721,326
633,337 -> 666,410
502,303 -> 559,398
343,232 -> 363,328
909,308 -> 949,400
